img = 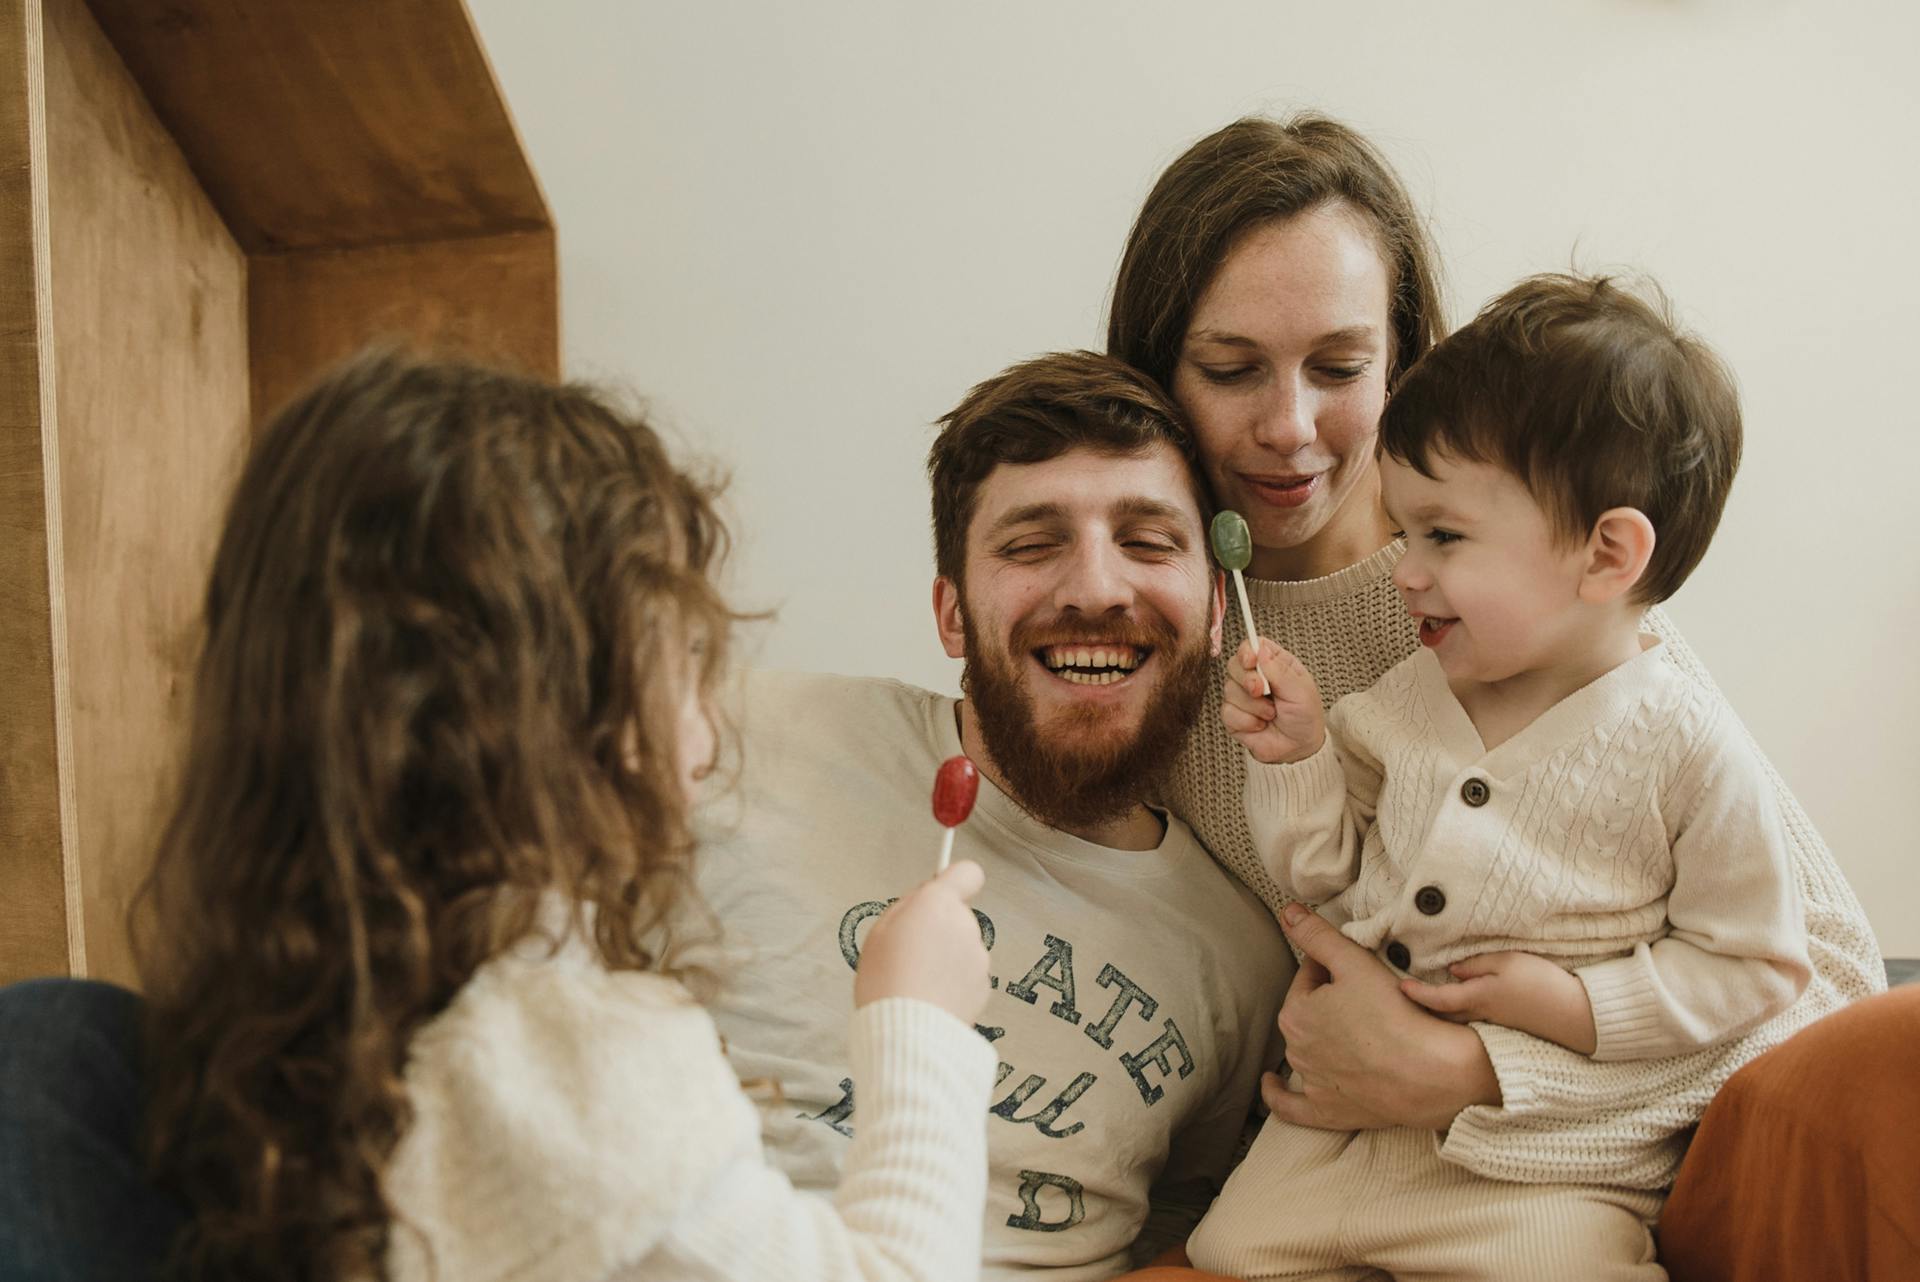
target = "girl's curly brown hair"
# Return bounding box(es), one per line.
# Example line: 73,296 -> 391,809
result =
135,350 -> 736,1280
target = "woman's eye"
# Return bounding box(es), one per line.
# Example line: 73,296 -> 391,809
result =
1196,365 -> 1255,385
1317,362 -> 1371,382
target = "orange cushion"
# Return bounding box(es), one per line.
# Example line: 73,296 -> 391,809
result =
1660,986 -> 1920,1282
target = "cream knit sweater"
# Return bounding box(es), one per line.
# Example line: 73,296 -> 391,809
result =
1162,543 -> 1885,1189
380,932 -> 996,1282
1246,641 -> 1810,1062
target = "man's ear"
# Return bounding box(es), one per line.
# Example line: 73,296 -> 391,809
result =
1578,508 -> 1656,605
1208,570 -> 1227,658
933,576 -> 967,659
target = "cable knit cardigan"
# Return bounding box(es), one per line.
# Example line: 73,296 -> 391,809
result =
1163,543 -> 1884,1189
1246,641 -> 1810,1063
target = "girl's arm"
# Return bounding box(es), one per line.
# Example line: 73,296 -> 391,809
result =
644,997 -> 996,1282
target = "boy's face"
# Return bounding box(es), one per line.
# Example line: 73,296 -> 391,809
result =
1381,450 -> 1595,689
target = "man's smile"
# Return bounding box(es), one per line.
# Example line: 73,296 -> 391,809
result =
1035,643 -> 1152,688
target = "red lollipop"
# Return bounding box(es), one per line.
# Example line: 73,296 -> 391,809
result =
932,755 -> 979,871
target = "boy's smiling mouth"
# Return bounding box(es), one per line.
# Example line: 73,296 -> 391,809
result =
1416,616 -> 1457,648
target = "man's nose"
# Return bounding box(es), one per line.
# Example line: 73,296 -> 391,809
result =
1249,375 -> 1315,454
1053,542 -> 1134,615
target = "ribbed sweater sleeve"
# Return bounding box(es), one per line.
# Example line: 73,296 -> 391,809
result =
385,943 -> 995,1282
1164,544 -> 1886,1189
655,997 -> 996,1281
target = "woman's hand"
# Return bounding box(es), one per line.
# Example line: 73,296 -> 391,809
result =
1262,903 -> 1503,1132
854,859 -> 991,1025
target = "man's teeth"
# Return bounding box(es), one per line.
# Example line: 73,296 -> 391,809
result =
1040,645 -> 1145,681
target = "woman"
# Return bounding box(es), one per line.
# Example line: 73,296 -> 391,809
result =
1103,115 -> 1886,1274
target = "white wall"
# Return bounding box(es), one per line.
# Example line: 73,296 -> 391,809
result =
466,0 -> 1920,955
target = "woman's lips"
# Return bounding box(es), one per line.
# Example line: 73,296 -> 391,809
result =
1241,473 -> 1320,509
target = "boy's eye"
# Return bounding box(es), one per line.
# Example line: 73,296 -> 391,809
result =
1427,529 -> 1462,546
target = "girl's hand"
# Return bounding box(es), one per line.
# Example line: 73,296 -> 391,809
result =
854,860 -> 991,1024
1221,637 -> 1325,764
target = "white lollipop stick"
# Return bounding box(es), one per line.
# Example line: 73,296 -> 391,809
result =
1230,567 -> 1270,697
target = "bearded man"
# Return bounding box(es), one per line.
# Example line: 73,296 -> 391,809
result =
694,351 -> 1286,1282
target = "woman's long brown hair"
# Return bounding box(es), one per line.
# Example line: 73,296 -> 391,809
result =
136,351 -> 735,1280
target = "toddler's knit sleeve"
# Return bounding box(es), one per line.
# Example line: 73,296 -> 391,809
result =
1242,699 -> 1381,906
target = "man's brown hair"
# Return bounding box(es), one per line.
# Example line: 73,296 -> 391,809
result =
928,350 -> 1203,582
1381,273 -> 1743,604
1107,113 -> 1446,393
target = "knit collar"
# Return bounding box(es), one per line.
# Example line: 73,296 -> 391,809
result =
1243,540 -> 1404,609
1411,634 -> 1676,778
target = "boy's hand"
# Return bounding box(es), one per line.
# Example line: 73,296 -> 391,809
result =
1220,637 -> 1325,764
854,859 -> 991,1025
1400,951 -> 1598,1055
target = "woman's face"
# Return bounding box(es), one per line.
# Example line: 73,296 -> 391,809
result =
1170,203 -> 1396,581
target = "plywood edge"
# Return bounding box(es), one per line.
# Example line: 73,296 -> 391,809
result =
29,0 -> 84,976
0,0 -> 83,983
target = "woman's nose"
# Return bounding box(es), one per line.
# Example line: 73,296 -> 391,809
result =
1249,376 -> 1315,454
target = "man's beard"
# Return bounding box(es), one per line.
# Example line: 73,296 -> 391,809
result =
960,608 -> 1211,834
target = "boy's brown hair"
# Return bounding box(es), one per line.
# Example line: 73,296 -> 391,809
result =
1381,273 -> 1742,604
928,350 -> 1205,582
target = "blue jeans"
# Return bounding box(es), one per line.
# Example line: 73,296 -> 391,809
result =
0,978 -> 182,1280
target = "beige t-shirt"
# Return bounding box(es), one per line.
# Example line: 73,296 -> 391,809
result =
694,671 -> 1287,1281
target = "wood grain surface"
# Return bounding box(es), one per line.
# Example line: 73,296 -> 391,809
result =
42,0 -> 251,988
249,226 -> 559,420
84,0 -> 551,253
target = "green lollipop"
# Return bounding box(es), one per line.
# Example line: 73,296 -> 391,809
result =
1209,510 -> 1269,696
1209,510 -> 1252,571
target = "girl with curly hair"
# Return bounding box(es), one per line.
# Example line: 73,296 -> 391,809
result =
134,351 -> 996,1282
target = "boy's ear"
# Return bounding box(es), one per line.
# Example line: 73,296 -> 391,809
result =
933,576 -> 967,659
1579,508 -> 1656,605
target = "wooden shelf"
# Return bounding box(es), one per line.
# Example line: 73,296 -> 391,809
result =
1,0 -> 560,986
